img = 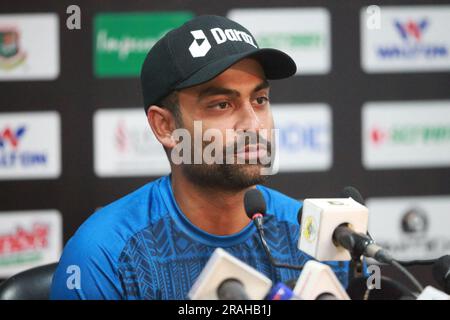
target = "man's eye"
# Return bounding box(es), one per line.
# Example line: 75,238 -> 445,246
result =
255,96 -> 269,105
209,102 -> 230,110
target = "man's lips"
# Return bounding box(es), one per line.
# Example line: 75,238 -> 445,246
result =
234,144 -> 268,161
235,144 -> 266,154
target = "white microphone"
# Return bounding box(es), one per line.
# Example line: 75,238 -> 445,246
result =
293,260 -> 350,300
188,248 -> 273,300
298,198 -> 369,261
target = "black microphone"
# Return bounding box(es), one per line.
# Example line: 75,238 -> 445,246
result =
244,188 -> 266,232
432,255 -> 450,294
339,186 -> 365,205
217,278 -> 250,300
244,189 -> 303,271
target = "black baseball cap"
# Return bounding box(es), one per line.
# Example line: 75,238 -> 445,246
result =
140,15 -> 297,113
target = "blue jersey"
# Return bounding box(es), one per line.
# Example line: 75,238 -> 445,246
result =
50,175 -> 351,300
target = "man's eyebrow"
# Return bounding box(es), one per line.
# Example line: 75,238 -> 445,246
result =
253,79 -> 270,93
197,86 -> 239,102
197,79 -> 270,102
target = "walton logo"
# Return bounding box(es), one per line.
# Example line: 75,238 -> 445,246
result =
377,18 -> 447,59
0,126 -> 26,149
189,28 -> 257,58
0,125 -> 48,168
394,19 -> 428,42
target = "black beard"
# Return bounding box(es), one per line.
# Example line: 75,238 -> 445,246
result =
181,162 -> 270,192
181,134 -> 273,192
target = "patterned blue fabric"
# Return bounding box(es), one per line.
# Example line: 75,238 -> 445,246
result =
50,175 -> 350,300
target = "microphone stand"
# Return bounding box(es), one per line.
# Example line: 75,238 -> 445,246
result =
349,255 -> 364,284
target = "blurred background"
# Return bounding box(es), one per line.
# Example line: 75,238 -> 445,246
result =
0,0 -> 449,291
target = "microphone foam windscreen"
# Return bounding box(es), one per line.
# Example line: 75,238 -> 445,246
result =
340,186 -> 365,205
244,189 -> 266,219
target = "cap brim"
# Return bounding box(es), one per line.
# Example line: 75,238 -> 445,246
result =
174,48 -> 297,90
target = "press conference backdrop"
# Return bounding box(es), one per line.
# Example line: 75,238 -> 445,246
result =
0,0 -> 449,289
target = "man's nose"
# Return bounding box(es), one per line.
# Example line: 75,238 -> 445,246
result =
234,102 -> 261,132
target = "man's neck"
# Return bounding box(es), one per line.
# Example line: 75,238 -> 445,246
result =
170,172 -> 253,236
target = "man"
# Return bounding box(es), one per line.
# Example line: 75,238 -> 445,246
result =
50,15 -> 350,300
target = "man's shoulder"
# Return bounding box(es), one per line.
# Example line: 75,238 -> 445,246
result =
256,184 -> 302,224
66,176 -> 170,258
50,176 -> 171,299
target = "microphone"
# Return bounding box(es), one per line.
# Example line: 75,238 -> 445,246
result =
293,260 -> 350,300
339,186 -> 365,205
297,197 -> 368,261
337,187 -> 428,293
297,190 -> 424,293
188,248 -> 272,300
295,185 -> 365,225
244,189 -> 303,271
432,255 -> 450,294
338,187 -> 436,269
297,197 -> 394,263
217,279 -> 249,300
244,188 -> 266,232
339,186 -> 377,243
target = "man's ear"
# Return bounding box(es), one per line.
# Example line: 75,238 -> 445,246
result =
147,105 -> 177,149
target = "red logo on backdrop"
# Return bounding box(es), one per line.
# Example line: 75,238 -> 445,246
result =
0,126 -> 26,150
370,127 -> 387,145
115,120 -> 128,153
0,223 -> 49,255
394,19 -> 428,42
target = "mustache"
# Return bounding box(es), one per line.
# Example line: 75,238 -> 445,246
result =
224,132 -> 271,154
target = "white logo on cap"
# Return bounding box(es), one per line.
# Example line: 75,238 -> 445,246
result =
210,28 -> 257,48
189,30 -> 211,57
188,28 -> 257,58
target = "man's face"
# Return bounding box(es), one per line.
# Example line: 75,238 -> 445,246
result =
174,58 -> 274,191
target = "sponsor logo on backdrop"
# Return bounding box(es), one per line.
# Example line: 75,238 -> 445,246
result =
0,210 -> 62,278
378,19 -> 448,60
362,100 -> 450,169
272,104 -> 332,172
361,6 -> 450,72
367,196 -> 450,261
0,112 -> 61,180
0,13 -> 59,80
94,109 -> 170,177
0,28 -> 26,70
94,12 -> 193,77
228,8 -> 331,74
